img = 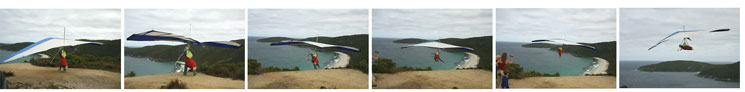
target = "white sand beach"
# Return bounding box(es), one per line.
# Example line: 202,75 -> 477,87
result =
326,52 -> 350,69
588,57 -> 608,75
456,52 -> 479,69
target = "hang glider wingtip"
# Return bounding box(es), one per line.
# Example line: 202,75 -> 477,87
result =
711,28 -> 730,32
531,39 -> 549,42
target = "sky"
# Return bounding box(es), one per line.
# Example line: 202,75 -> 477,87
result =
0,9 -> 120,43
372,9 -> 492,39
124,9 -> 245,47
495,8 -> 617,43
247,9 -> 368,38
619,8 -> 739,62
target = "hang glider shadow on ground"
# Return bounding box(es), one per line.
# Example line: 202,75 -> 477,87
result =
0,37 -> 103,64
531,39 -> 596,56
647,28 -> 730,51
399,41 -> 475,52
269,41 -> 361,52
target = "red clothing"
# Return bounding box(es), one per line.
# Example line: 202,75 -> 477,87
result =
434,54 -> 440,60
558,49 -> 564,56
312,56 -> 319,64
59,54 -> 67,67
498,61 -> 506,70
185,57 -> 196,68
680,45 -> 693,50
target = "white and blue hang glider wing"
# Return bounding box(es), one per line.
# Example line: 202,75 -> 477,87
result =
126,30 -> 201,45
126,30 -> 243,48
647,28 -> 730,50
270,41 -> 360,52
400,41 -> 475,52
203,41 -> 242,48
531,39 -> 597,50
1,37 -> 103,63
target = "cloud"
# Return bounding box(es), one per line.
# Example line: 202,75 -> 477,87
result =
372,9 -> 492,39
0,9 -> 121,43
495,8 -> 616,43
246,9 -> 368,38
124,9 -> 245,47
619,8 -> 739,62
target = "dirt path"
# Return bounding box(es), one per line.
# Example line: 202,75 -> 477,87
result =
373,70 -> 492,89
508,76 -> 616,88
125,72 -> 244,89
247,69 -> 368,89
0,63 -> 120,89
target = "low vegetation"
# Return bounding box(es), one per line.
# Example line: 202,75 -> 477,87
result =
160,79 -> 187,89
503,63 -> 560,79
372,58 -> 432,74
26,54 -> 120,72
247,58 -> 299,75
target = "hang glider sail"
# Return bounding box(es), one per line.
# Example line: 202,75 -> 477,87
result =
647,28 -> 730,50
127,30 -> 242,48
270,41 -> 361,52
531,39 -> 597,50
400,41 -> 475,52
1,37 -> 103,63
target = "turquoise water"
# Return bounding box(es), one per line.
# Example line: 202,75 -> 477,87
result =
372,38 -> 469,70
124,56 -> 176,76
495,41 -> 595,76
0,49 -> 43,63
247,36 -> 339,70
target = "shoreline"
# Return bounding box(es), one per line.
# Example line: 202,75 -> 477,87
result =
456,52 -> 479,69
326,52 -> 350,69
587,57 -> 609,75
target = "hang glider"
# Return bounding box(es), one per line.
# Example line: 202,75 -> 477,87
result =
270,41 -> 360,52
647,28 -> 730,50
400,41 -> 475,52
127,30 -> 242,48
1,37 -> 103,63
531,39 -> 597,50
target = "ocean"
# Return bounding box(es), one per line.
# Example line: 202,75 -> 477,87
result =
0,49 -> 43,63
619,61 -> 739,88
124,56 -> 176,76
247,36 -> 339,70
495,41 -> 596,76
372,38 -> 469,70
